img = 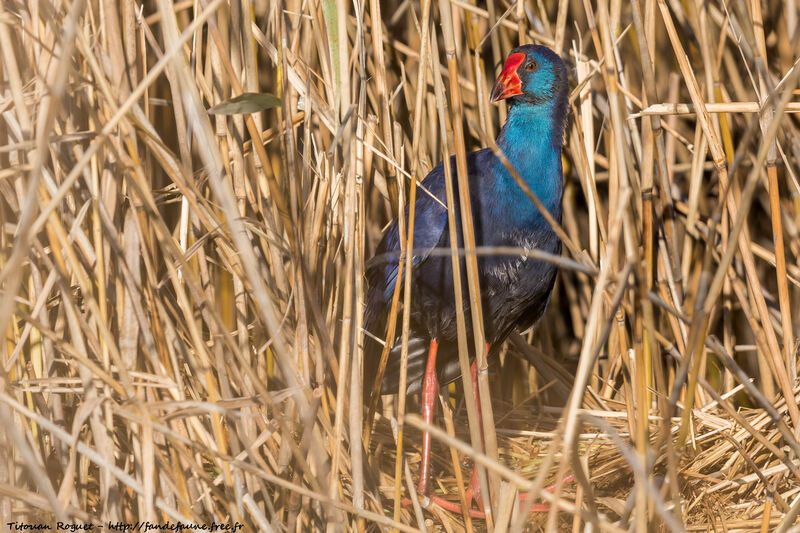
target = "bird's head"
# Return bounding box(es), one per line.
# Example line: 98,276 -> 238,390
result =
490,44 -> 568,108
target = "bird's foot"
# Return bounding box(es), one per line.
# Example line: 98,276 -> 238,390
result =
417,465 -> 486,519
517,472 -> 577,512
403,471 -> 576,518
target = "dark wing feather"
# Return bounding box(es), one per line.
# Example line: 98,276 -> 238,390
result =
363,164 -> 449,383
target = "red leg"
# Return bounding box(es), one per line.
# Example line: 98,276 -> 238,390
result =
471,354 -> 483,435
417,339 -> 439,496
465,345 -> 489,510
401,340 -> 578,518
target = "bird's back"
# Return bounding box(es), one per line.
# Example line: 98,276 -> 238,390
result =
363,148 -> 561,395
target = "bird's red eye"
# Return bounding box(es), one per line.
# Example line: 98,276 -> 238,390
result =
526,61 -> 537,71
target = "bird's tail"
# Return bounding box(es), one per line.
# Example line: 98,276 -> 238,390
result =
365,330 -> 470,397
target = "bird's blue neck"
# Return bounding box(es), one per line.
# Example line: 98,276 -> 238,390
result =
494,102 -> 565,218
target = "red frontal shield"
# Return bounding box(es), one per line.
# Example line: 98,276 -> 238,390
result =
491,52 -> 525,102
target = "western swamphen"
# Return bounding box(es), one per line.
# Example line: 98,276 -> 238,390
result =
364,44 -> 568,511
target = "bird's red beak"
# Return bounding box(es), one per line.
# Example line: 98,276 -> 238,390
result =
491,52 -> 525,102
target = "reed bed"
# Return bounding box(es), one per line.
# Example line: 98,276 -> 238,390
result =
1,0 -> 799,531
